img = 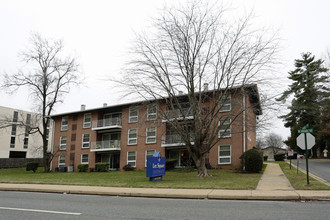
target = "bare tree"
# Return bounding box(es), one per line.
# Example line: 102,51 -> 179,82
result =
116,2 -> 279,177
264,132 -> 284,155
1,33 -> 80,172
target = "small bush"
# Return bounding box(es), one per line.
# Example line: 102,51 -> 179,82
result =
95,163 -> 109,172
263,156 -> 268,161
240,148 -> 263,173
166,159 -> 177,170
274,153 -> 285,161
26,162 -> 39,173
78,164 -> 88,172
123,164 -> 135,171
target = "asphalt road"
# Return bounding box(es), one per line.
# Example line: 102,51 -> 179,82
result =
290,160 -> 330,182
0,191 -> 330,220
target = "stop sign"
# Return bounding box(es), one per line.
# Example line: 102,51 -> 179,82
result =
296,133 -> 315,150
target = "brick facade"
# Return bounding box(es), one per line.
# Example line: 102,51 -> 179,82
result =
51,85 -> 261,172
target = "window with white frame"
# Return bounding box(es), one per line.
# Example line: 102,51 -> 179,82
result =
58,155 -> 66,167
145,149 -> 155,167
128,128 -> 137,145
218,145 -> 231,164
146,127 -> 156,144
147,105 -> 157,120
82,134 -> 90,148
127,151 -> 137,167
61,116 -> 68,131
129,107 -> 138,123
59,136 -> 67,150
218,118 -> 231,138
81,154 -> 89,164
219,95 -> 231,112
83,113 -> 92,128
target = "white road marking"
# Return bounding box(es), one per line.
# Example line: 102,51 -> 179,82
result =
0,206 -> 81,215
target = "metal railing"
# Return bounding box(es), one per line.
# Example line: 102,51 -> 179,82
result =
91,140 -> 121,151
92,118 -> 122,129
163,108 -> 193,120
162,134 -> 194,145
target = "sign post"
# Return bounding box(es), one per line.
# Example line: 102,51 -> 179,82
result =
288,150 -> 294,169
297,124 -> 315,185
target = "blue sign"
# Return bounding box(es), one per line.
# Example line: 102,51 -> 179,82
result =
146,152 -> 165,180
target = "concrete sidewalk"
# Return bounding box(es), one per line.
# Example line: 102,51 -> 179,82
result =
0,163 -> 330,201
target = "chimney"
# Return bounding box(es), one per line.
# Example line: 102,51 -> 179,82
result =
103,103 -> 107,107
203,83 -> 209,91
81,104 -> 86,111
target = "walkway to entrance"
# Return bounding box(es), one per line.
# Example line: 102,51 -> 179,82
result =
256,163 -> 294,191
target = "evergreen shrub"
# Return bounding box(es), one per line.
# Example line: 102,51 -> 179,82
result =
26,162 -> 39,173
95,163 -> 109,172
240,148 -> 263,173
123,164 -> 135,171
274,153 -> 285,161
78,164 -> 88,172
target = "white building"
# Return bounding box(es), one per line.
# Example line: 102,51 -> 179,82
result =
0,106 -> 52,158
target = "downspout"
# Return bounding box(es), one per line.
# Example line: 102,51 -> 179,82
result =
50,118 -> 55,171
243,92 -> 246,153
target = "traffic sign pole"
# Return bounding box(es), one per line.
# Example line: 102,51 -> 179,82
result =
304,133 -> 310,185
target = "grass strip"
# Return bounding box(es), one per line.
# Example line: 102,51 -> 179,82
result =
0,166 -> 265,190
278,161 -> 330,190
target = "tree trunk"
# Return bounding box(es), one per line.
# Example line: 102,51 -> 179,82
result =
195,154 -> 211,177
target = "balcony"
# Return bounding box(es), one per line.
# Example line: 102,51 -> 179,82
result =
91,140 -> 121,152
92,118 -> 122,131
161,134 -> 194,147
162,108 -> 193,122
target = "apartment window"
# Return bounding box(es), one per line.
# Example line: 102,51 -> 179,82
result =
71,133 -> 76,142
82,134 -> 90,148
128,128 -> 137,145
81,154 -> 89,164
26,114 -> 31,125
145,149 -> 155,167
60,136 -> 67,150
218,145 -> 231,164
83,113 -> 92,128
70,144 -> 75,151
219,95 -> 231,112
218,118 -> 231,138
146,127 -> 156,144
10,137 -> 15,148
25,126 -> 30,137
127,151 -> 136,167
147,105 -> 157,120
23,138 -> 29,149
61,116 -> 68,131
58,155 -> 66,167
13,111 -> 18,122
129,107 -> 138,123
11,125 -> 16,136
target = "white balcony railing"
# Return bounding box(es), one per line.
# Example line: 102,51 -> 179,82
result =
161,134 -> 194,147
92,118 -> 122,130
162,108 -> 193,122
91,140 -> 121,152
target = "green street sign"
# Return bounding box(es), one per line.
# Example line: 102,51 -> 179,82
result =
298,129 -> 313,133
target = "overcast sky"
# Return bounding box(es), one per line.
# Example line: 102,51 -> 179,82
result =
1,0 -> 329,140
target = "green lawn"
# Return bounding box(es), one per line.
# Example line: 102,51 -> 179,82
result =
278,161 -> 330,190
0,167 -> 265,190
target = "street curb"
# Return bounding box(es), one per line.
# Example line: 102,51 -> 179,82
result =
286,161 -> 330,187
0,183 -> 330,201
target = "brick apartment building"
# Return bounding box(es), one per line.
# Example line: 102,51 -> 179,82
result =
51,85 -> 261,172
